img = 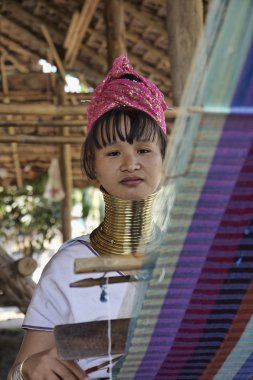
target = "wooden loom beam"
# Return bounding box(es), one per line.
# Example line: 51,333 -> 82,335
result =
75,255 -> 145,273
55,318 -> 130,360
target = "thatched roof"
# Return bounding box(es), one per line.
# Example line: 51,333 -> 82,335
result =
0,0 -> 209,189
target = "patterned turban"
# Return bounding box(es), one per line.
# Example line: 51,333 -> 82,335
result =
87,55 -> 167,134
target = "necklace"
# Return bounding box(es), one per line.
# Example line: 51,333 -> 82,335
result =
90,189 -> 158,256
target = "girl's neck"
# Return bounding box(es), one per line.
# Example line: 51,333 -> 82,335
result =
90,189 -> 158,256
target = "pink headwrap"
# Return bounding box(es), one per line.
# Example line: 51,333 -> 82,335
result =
87,55 -> 167,134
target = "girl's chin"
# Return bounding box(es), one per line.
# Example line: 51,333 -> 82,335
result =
111,190 -> 154,201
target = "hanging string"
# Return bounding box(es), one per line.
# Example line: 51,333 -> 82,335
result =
105,276 -> 113,380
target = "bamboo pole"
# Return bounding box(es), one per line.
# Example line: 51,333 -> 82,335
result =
0,120 -> 85,127
75,255 -> 146,273
0,104 -> 177,117
0,103 -> 87,115
0,135 -> 83,144
64,11 -> 80,49
64,0 -> 100,67
58,81 -> 73,242
70,275 -> 132,288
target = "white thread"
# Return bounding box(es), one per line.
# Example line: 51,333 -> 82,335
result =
157,267 -> 166,283
106,276 -> 113,380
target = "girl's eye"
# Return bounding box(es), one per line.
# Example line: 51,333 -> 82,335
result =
138,149 -> 151,154
106,151 -> 120,157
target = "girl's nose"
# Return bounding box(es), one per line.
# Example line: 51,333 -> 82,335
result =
120,153 -> 140,172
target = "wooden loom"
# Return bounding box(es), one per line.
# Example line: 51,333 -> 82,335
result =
55,0 -> 253,378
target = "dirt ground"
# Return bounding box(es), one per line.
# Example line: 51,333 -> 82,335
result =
0,329 -> 23,379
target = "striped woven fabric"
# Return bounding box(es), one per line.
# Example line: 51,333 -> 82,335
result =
114,1 -> 253,379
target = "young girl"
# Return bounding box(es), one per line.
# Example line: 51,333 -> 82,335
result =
8,55 -> 167,380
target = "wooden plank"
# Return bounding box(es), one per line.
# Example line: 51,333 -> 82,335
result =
55,318 -> 130,359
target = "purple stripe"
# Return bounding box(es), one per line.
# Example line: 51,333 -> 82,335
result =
133,68 -> 253,380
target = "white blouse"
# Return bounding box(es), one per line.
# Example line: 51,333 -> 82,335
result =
23,235 -> 137,379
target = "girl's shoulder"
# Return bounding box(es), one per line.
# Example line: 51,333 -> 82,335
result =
43,234 -> 96,275
57,234 -> 91,254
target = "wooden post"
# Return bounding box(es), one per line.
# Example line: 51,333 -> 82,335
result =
59,142 -> 73,242
104,0 -> 126,68
166,0 -> 203,105
58,83 -> 73,242
0,55 -> 23,187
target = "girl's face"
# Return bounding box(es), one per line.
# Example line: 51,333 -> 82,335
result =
94,119 -> 163,201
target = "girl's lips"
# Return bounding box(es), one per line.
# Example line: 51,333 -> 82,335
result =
120,177 -> 143,186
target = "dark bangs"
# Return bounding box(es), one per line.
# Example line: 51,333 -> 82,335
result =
82,107 -> 167,180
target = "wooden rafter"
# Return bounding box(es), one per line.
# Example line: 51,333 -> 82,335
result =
0,34 -> 37,59
64,0 -> 100,68
0,45 -> 28,73
40,24 -> 66,83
